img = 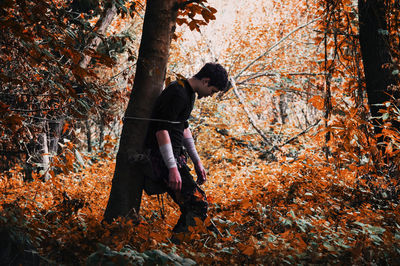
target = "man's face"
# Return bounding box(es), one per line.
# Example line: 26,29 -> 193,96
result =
197,78 -> 219,99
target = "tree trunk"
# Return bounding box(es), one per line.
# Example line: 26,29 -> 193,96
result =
99,117 -> 104,150
103,0 -> 178,222
279,92 -> 288,124
39,132 -> 51,181
48,119 -> 63,155
85,119 -> 92,152
358,0 -> 398,136
79,2 -> 118,69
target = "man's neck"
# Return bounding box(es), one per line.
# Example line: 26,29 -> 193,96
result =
187,77 -> 197,93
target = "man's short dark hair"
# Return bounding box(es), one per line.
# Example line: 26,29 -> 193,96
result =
194,63 -> 229,92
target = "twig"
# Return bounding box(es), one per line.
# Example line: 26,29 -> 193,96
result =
234,17 -> 322,80
10,108 -> 51,112
231,77 -> 272,145
237,72 -> 327,85
265,119 -> 321,154
237,83 -> 320,97
101,64 -> 135,86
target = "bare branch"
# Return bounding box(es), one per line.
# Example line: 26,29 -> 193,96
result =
234,17 -> 322,80
237,72 -> 327,85
101,64 -> 135,86
231,77 -> 272,145
237,83 -> 320,97
265,119 -> 321,154
10,108 -> 51,112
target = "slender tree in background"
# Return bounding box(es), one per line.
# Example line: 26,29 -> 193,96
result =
104,0 -> 179,222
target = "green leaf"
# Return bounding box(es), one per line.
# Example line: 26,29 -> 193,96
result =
117,0 -> 125,8
382,113 -> 389,121
121,5 -> 128,14
370,234 -> 382,244
218,247 -> 235,254
368,225 -> 386,235
323,242 -> 335,251
354,221 -> 366,227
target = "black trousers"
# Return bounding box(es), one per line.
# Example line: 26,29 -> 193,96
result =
165,163 -> 208,233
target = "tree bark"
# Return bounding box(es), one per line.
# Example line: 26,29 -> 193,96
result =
39,132 -> 51,181
85,119 -> 92,152
103,0 -> 179,222
99,117 -> 104,150
279,92 -> 288,124
48,119 -> 63,155
358,0 -> 398,136
79,2 -> 118,69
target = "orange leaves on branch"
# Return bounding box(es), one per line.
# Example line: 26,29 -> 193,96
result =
176,1 -> 217,32
200,7 -> 216,23
176,18 -> 186,26
308,95 -> 324,110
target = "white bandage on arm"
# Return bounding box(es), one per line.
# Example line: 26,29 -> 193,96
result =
183,137 -> 200,164
159,143 -> 177,169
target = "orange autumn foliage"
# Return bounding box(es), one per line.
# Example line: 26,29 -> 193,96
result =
2,128 -> 400,264
1,0 -> 400,264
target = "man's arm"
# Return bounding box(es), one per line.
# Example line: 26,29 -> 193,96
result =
156,130 -> 182,191
183,128 -> 206,185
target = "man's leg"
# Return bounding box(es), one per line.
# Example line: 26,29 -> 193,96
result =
167,164 -> 208,233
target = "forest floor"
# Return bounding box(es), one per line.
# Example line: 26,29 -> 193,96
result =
1,131 -> 400,265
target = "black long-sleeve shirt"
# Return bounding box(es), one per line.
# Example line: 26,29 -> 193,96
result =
146,80 -> 196,157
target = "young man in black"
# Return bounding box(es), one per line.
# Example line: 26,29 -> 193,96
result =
146,63 -> 228,234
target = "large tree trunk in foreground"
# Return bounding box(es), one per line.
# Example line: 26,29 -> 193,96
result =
104,0 -> 178,222
358,0 -> 399,137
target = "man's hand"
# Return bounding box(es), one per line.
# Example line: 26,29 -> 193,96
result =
168,167 -> 182,191
194,161 -> 206,185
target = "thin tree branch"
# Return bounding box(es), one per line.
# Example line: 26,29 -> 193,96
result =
101,64 -> 135,86
231,77 -> 272,145
237,72 -> 328,85
234,17 -> 322,80
313,29 -> 358,37
264,119 -> 322,154
10,108 -> 51,112
237,83 -> 320,97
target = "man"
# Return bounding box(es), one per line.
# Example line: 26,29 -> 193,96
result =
145,62 -> 229,235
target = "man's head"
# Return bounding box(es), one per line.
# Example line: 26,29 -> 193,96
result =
192,63 -> 229,99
